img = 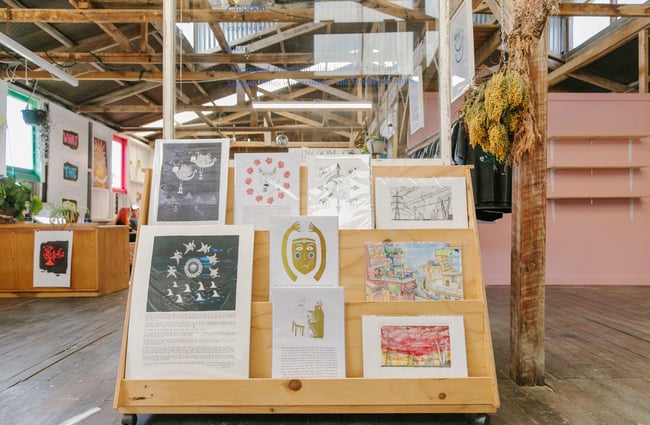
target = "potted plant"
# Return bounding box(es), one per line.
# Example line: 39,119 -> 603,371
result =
0,176 -> 43,223
50,201 -> 80,224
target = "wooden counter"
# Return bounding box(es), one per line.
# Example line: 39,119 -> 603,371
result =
0,223 -> 130,297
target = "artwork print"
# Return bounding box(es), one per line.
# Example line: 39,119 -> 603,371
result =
362,315 -> 468,378
374,177 -> 468,229
307,155 -> 372,229
380,324 -> 453,367
269,216 -> 339,287
233,152 -> 300,230
92,137 -> 109,189
271,286 -> 346,378
32,230 -> 73,288
125,224 -> 254,380
365,242 -> 463,301
149,139 -> 230,225
146,234 -> 241,312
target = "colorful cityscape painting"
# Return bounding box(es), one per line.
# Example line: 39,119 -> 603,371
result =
364,241 -> 463,301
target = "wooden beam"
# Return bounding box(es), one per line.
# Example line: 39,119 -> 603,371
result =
0,4 -> 648,25
510,24 -> 548,388
639,29 -> 649,93
567,70 -> 629,92
557,3 -> 650,18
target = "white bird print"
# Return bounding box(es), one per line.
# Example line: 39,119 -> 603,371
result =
197,281 -> 205,291
210,280 -> 217,289
190,152 -> 217,180
183,283 -> 191,293
209,267 -> 220,278
170,250 -> 183,264
183,240 -> 196,254
211,289 -> 220,298
174,294 -> 183,303
172,164 -> 196,194
206,253 -> 220,265
196,293 -> 205,301
198,242 -> 211,254
166,265 -> 178,278
172,281 -> 178,288
166,288 -> 174,296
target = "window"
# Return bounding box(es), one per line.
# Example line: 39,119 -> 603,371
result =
111,135 -> 127,193
5,89 -> 41,181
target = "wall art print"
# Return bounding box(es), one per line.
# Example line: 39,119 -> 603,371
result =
148,138 -> 230,225
233,152 -> 300,230
271,286 -> 346,378
374,177 -> 468,229
125,224 -> 254,380
365,241 -> 463,301
32,230 -> 73,288
269,215 -> 339,288
362,315 -> 468,378
92,137 -> 109,189
306,154 -> 372,229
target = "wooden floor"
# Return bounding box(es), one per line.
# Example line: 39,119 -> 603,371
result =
1,285 -> 648,425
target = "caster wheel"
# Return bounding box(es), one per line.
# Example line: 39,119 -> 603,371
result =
121,413 -> 137,425
466,413 -> 490,425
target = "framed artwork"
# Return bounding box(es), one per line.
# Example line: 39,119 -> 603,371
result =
306,154 -> 372,229
271,286 -> 346,378
233,152 -> 300,230
148,138 -> 230,225
32,230 -> 73,288
450,0 -> 475,102
125,224 -> 255,380
362,315 -> 468,378
92,137 -> 109,189
365,241 -> 463,301
374,177 -> 468,229
269,215 -> 339,288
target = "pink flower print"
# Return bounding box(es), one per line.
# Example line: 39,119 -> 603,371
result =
278,192 -> 285,199
284,171 -> 291,178
245,177 -> 252,185
278,161 -> 285,168
255,195 -> 263,203
267,197 -> 274,204
254,159 -> 261,166
246,188 -> 254,195
283,182 -> 291,189
265,157 -> 273,164
246,167 -> 254,174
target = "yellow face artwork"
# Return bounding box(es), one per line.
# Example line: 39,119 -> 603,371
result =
291,237 -> 317,274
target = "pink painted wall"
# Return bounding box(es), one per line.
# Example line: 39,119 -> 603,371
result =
477,93 -> 650,285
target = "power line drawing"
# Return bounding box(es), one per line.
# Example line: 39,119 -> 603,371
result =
389,184 -> 454,222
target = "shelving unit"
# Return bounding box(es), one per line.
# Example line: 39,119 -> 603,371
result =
114,163 -> 499,424
547,136 -> 650,201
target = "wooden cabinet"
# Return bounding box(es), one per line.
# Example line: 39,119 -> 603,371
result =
115,164 -> 499,418
0,223 -> 130,297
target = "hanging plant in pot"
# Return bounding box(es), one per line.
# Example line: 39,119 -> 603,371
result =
21,107 -> 49,126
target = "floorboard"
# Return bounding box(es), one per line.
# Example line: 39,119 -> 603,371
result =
1,285 -> 649,425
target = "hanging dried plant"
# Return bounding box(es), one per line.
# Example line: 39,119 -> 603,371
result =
461,68 -> 530,163
461,0 -> 559,164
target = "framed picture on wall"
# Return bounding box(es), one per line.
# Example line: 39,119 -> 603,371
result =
148,138 -> 230,225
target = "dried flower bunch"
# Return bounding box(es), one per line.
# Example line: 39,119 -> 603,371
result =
461,68 -> 529,162
461,0 -> 559,164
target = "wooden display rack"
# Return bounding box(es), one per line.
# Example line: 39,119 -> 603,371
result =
114,162 -> 499,424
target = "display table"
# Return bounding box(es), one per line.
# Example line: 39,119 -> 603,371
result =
0,223 -> 130,297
